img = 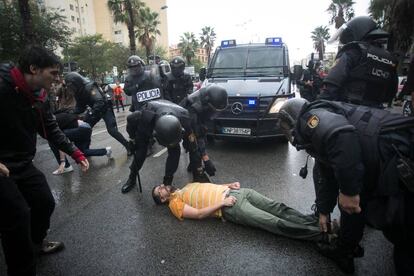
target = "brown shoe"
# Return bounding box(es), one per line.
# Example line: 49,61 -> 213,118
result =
39,240 -> 65,255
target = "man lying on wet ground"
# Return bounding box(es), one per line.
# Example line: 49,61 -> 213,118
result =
152,181 -> 333,242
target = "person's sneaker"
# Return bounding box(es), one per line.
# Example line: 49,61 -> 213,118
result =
106,147 -> 112,158
317,239 -> 355,274
36,240 -> 65,255
52,165 -> 74,175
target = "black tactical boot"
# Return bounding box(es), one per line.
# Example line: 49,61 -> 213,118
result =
163,175 -> 173,186
193,167 -> 211,183
317,238 -> 355,274
121,176 -> 136,194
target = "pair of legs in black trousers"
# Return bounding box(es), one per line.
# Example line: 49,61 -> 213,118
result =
0,164 -> 55,276
102,107 -> 129,150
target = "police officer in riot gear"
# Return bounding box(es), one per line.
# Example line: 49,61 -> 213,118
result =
121,99 -> 210,193
320,16 -> 398,107
64,72 -> 131,154
124,55 -> 161,112
165,56 -> 193,104
180,84 -> 228,176
278,98 -> 414,275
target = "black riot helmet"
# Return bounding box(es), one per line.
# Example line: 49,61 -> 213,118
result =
188,84 -> 228,114
170,56 -> 186,77
127,55 -> 145,76
338,16 -> 389,45
278,98 -> 308,143
159,60 -> 171,75
64,72 -> 89,96
153,115 -> 183,147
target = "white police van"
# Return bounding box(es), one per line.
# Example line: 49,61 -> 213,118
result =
204,37 -> 294,141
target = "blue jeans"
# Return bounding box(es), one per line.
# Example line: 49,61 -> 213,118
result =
222,189 -> 322,241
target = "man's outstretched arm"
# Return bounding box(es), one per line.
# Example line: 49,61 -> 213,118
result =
221,182 -> 240,190
182,196 -> 237,220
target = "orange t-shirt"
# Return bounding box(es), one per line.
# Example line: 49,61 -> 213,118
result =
168,183 -> 228,220
113,86 -> 123,98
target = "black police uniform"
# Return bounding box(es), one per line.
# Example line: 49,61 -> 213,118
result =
164,72 -> 193,104
65,73 -> 130,151
320,42 -> 398,107
293,100 -> 414,275
297,68 -> 316,102
124,70 -> 161,112
123,100 -> 208,192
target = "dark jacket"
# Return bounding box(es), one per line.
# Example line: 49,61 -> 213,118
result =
295,100 -> 414,228
73,82 -> 107,127
0,64 -> 77,172
320,42 -> 398,106
164,72 -> 193,104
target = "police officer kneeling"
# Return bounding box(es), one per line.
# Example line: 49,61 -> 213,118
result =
278,98 -> 414,275
320,16 -> 398,107
121,99 -> 210,193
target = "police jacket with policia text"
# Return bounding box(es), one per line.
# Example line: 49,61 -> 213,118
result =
124,71 -> 160,112
69,79 -> 108,128
0,64 -> 78,171
320,42 -> 398,106
293,100 -> 414,229
164,72 -> 193,104
126,99 -> 202,172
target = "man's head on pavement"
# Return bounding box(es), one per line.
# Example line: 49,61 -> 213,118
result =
18,45 -> 62,91
152,184 -> 175,205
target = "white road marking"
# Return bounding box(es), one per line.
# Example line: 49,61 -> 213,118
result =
91,123 -> 127,137
153,147 -> 167,157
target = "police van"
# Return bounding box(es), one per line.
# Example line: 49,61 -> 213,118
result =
203,37 -> 294,141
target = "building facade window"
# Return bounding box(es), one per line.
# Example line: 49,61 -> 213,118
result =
71,16 -> 75,21
114,30 -> 122,35
77,17 -> 79,23
70,4 -> 73,10
81,7 -> 84,13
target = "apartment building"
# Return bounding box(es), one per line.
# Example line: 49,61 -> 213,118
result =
38,0 -> 168,50
169,45 -> 209,65
37,0 -> 96,38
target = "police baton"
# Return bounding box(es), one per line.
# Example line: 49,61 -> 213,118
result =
137,171 -> 142,193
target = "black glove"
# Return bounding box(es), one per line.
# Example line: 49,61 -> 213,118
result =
192,167 -> 211,183
203,159 -> 216,176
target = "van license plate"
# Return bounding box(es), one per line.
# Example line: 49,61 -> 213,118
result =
222,127 -> 251,135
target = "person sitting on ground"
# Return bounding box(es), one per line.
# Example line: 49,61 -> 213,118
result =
152,181 -> 331,242
49,112 -> 112,175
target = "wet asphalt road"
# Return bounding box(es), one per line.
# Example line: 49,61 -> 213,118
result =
0,108 -> 399,276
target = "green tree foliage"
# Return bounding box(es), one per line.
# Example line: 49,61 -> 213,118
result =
107,0 -> 146,55
311,26 -> 331,60
369,0 -> 414,55
327,0 -> 355,28
66,34 -> 130,81
178,32 -> 199,65
136,6 -> 161,63
0,1 -> 71,62
199,26 -> 216,65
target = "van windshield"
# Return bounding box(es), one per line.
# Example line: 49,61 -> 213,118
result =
209,46 -> 285,78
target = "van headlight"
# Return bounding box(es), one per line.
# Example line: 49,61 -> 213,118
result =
268,97 -> 288,114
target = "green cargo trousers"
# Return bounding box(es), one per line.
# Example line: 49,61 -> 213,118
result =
222,189 -> 322,241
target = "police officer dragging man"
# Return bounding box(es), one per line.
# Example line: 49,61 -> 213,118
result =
278,98 -> 414,275
164,56 -> 194,104
121,99 -> 211,193
319,16 -> 398,107
64,72 -> 131,155
180,84 -> 228,177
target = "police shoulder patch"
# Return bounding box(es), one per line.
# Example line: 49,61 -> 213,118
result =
307,115 -> 319,128
91,90 -> 96,96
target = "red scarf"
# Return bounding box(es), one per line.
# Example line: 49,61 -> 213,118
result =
10,67 -> 47,104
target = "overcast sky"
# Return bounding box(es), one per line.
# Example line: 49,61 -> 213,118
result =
166,0 -> 371,63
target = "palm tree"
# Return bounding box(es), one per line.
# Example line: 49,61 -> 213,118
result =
107,0 -> 145,54
17,0 -> 34,44
199,26 -> 216,65
178,32 -> 199,65
326,0 -> 355,28
369,0 -> 414,54
136,6 -> 161,63
311,26 -> 331,61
